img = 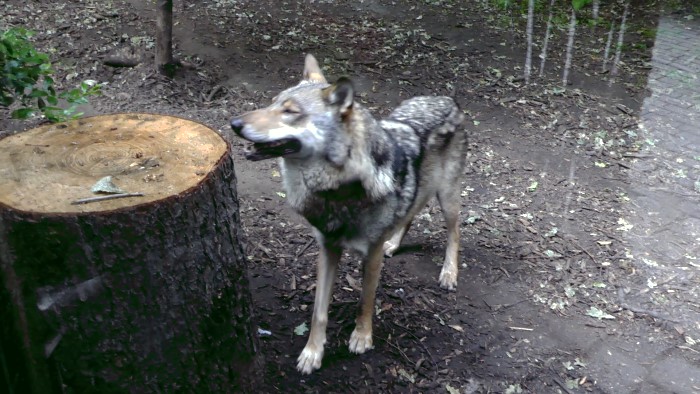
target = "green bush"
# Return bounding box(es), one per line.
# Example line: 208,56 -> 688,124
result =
1,27 -> 101,122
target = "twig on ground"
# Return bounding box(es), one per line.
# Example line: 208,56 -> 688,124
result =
553,377 -> 575,394
570,238 -> 598,265
205,85 -> 225,102
617,288 -> 679,323
295,238 -> 315,259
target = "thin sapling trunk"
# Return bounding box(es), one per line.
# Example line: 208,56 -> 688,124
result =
524,0 -> 535,83
539,0 -> 557,78
562,7 -> 577,86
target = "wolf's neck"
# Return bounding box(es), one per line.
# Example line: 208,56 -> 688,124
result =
331,106 -> 395,199
280,107 -> 395,210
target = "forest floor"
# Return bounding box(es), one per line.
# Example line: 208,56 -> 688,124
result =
2,0 -> 700,393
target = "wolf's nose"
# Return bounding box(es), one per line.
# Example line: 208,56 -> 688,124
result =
230,118 -> 245,133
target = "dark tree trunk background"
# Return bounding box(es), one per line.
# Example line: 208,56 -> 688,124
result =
0,114 -> 259,393
155,0 -> 175,75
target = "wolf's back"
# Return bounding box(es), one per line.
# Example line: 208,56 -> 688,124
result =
387,96 -> 464,139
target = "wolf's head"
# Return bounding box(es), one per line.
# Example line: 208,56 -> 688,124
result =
231,54 -> 355,166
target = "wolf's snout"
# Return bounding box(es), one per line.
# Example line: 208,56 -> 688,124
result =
230,118 -> 245,134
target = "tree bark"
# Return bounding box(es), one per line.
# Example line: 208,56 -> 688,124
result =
0,114 -> 259,393
562,8 -> 577,86
610,2 -> 630,77
155,0 -> 175,76
524,0 -> 534,84
539,0 -> 556,78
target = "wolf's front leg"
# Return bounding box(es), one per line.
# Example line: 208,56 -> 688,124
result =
297,242 -> 341,374
349,243 -> 384,354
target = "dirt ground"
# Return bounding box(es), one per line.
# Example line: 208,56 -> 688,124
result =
2,0 -> 700,393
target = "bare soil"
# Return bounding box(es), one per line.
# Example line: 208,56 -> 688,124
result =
2,0 -> 699,393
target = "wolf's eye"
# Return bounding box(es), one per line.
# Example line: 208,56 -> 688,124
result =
281,100 -> 302,115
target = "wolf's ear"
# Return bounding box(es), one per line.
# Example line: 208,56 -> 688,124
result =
303,54 -> 327,84
325,77 -> 354,117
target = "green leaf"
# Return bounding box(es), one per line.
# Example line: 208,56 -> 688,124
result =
572,0 -> 591,10
11,107 -> 35,119
1,94 -> 14,106
586,306 -> 615,320
1,27 -> 100,123
527,181 -> 539,192
28,88 -> 48,98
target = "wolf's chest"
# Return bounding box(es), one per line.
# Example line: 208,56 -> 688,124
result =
299,181 -> 398,254
303,181 -> 372,237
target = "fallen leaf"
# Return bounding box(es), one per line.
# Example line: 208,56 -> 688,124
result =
397,367 -> 415,383
294,322 -> 308,336
544,249 -> 562,258
91,176 -> 125,194
346,274 -> 362,291
616,218 -> 633,231
504,383 -> 522,394
544,227 -> 558,238
586,306 -> 615,320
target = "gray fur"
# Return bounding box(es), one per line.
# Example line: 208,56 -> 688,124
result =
230,54 -> 468,374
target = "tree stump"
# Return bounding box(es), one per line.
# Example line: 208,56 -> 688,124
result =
0,114 -> 258,393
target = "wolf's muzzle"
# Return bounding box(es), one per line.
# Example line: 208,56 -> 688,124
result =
230,117 -> 245,136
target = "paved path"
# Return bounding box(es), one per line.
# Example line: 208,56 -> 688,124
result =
607,14 -> 700,394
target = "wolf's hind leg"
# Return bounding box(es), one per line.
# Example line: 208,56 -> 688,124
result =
383,220 -> 413,257
437,187 -> 461,290
297,242 -> 340,374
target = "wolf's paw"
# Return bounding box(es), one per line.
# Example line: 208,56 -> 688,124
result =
348,329 -> 374,354
297,345 -> 323,374
383,241 -> 399,257
439,268 -> 457,291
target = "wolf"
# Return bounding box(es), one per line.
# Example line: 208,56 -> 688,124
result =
230,54 -> 467,374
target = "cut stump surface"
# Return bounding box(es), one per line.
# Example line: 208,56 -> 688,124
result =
0,113 -> 227,213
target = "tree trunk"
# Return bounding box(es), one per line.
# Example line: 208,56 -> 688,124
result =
562,8 -> 577,86
539,0 -> 556,78
155,0 -> 175,76
610,2 -> 630,78
0,114 -> 259,393
524,0 -> 535,84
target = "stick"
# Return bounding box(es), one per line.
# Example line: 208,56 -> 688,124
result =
71,193 -> 144,205
570,238 -> 597,265
553,377 -> 575,394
